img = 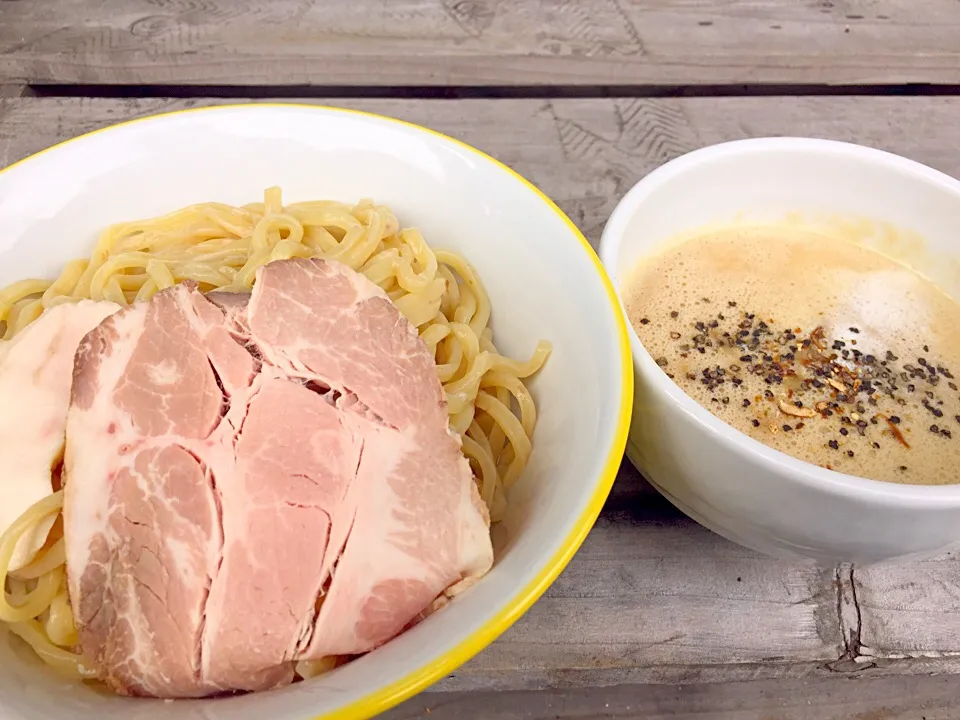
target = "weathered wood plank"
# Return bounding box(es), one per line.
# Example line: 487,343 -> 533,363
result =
386,674 -> 960,719
1,1 -> 960,87
4,96 -> 960,248
856,556 -> 960,661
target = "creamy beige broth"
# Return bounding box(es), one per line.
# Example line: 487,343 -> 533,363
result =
625,225 -> 960,485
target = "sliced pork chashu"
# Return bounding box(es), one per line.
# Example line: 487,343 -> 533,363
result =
65,288 -> 230,697
246,259 -> 493,658
64,258 -> 493,697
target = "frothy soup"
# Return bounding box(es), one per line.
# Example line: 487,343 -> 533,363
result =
625,225 -> 960,485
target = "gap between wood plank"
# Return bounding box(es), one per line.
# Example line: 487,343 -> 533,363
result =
827,563 -> 871,672
22,83 -> 960,100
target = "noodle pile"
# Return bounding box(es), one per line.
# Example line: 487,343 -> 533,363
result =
0,188 -> 549,682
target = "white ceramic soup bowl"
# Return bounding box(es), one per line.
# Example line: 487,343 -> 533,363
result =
599,137 -> 960,565
0,104 -> 632,720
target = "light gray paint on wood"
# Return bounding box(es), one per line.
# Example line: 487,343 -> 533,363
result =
387,674 -> 960,719
1,1 -> 960,86
4,96 -> 960,249
856,555 -> 960,660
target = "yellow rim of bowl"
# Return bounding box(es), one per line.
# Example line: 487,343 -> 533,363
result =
0,102 -> 634,719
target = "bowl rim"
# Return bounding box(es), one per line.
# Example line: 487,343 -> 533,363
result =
599,136 -> 960,506
0,103 -> 634,719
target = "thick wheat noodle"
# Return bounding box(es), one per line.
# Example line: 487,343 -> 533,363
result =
482,371 -> 538,438
8,619 -> 96,679
435,337 -> 465,384
0,491 -> 65,622
464,421 -> 500,511
0,187 -> 550,685
486,385 -> 513,459
475,392 -> 532,488
13,539 -> 65,581
44,591 -> 79,647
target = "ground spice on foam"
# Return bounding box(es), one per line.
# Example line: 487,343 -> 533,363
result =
654,301 -> 958,476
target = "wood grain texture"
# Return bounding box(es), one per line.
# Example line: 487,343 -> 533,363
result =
2,1 -> 960,86
856,555 -> 960,661
4,95 -> 960,716
4,95 -> 960,248
387,674 -> 960,719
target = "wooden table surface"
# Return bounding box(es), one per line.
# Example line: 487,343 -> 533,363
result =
3,2 -> 960,718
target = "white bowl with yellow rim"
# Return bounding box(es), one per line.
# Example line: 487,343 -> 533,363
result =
0,104 -> 632,719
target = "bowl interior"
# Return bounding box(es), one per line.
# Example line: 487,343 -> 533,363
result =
0,105 -> 629,720
607,139 -> 960,302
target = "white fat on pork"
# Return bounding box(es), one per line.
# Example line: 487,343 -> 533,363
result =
0,300 -> 118,571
